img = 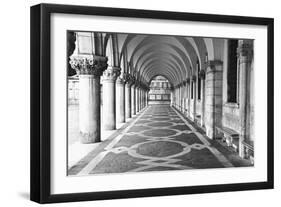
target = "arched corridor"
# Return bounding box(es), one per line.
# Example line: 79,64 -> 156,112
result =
67,31 -> 254,175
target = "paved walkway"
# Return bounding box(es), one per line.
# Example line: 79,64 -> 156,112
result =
68,105 -> 252,176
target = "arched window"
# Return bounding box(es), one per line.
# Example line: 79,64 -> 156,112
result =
227,39 -> 238,103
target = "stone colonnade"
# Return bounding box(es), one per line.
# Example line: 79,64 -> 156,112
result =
170,40 -> 253,160
171,72 -> 206,125
70,55 -> 149,144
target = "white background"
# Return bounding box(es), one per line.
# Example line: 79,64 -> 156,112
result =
0,0 -> 279,206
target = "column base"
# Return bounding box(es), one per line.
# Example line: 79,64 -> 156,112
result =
103,123 -> 116,131
205,126 -> 215,139
80,132 -> 101,144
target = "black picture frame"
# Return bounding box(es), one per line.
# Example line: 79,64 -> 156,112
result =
30,3 -> 274,204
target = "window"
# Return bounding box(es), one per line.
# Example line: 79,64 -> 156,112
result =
227,39 -> 238,103
157,82 -> 160,87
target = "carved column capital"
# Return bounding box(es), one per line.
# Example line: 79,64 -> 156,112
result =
237,40 -> 253,64
69,55 -> 108,77
206,60 -> 223,73
134,80 -> 140,88
103,66 -> 121,82
139,82 -> 145,89
130,76 -> 136,86
123,73 -> 135,86
191,75 -> 197,81
116,72 -> 127,84
199,69 -> 206,80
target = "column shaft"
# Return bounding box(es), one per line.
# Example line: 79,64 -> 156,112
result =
116,79 -> 125,123
79,75 -> 101,143
146,91 -> 149,106
141,89 -> 144,110
189,78 -> 193,118
131,85 -> 136,115
205,61 -> 223,139
125,83 -> 132,118
192,77 -> 197,120
200,79 -> 206,127
238,40 -> 253,158
185,82 -> 189,117
136,87 -> 139,112
139,89 -> 141,110
103,80 -> 116,129
102,67 -> 120,130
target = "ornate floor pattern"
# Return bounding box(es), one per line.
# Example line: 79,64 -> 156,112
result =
68,105 -> 250,176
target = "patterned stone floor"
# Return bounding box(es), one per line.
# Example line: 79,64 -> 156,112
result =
68,105 -> 252,176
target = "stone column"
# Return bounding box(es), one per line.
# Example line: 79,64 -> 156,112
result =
138,87 -> 141,112
174,88 -> 176,108
188,79 -> 192,118
174,86 -> 177,108
141,89 -> 144,109
102,66 -> 120,130
69,55 -> 108,143
193,76 -> 197,120
178,86 -> 180,110
199,70 -> 206,127
179,83 -> 181,111
139,87 -> 142,111
182,81 -> 186,114
146,90 -> 149,106
205,60 -> 223,139
190,75 -> 197,120
182,82 -> 186,113
176,86 -> 179,109
125,75 -> 133,119
136,86 -> 140,113
142,89 -> 145,109
142,89 -> 145,108
144,89 -> 146,107
170,90 -> 173,106
116,74 -> 126,124
131,84 -> 136,115
145,89 -> 148,107
179,83 -> 182,111
185,79 -> 190,117
237,40 -> 253,158
173,86 -> 177,108
139,88 -> 142,110
174,87 -> 176,108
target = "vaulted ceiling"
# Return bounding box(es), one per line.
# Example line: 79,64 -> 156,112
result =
70,31 -> 226,87
116,34 -> 209,86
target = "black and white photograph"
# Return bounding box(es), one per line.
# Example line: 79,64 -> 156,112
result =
0,0 -> 278,206
67,31 -> 254,176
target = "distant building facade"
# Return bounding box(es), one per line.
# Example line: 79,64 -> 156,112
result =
148,76 -> 171,105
